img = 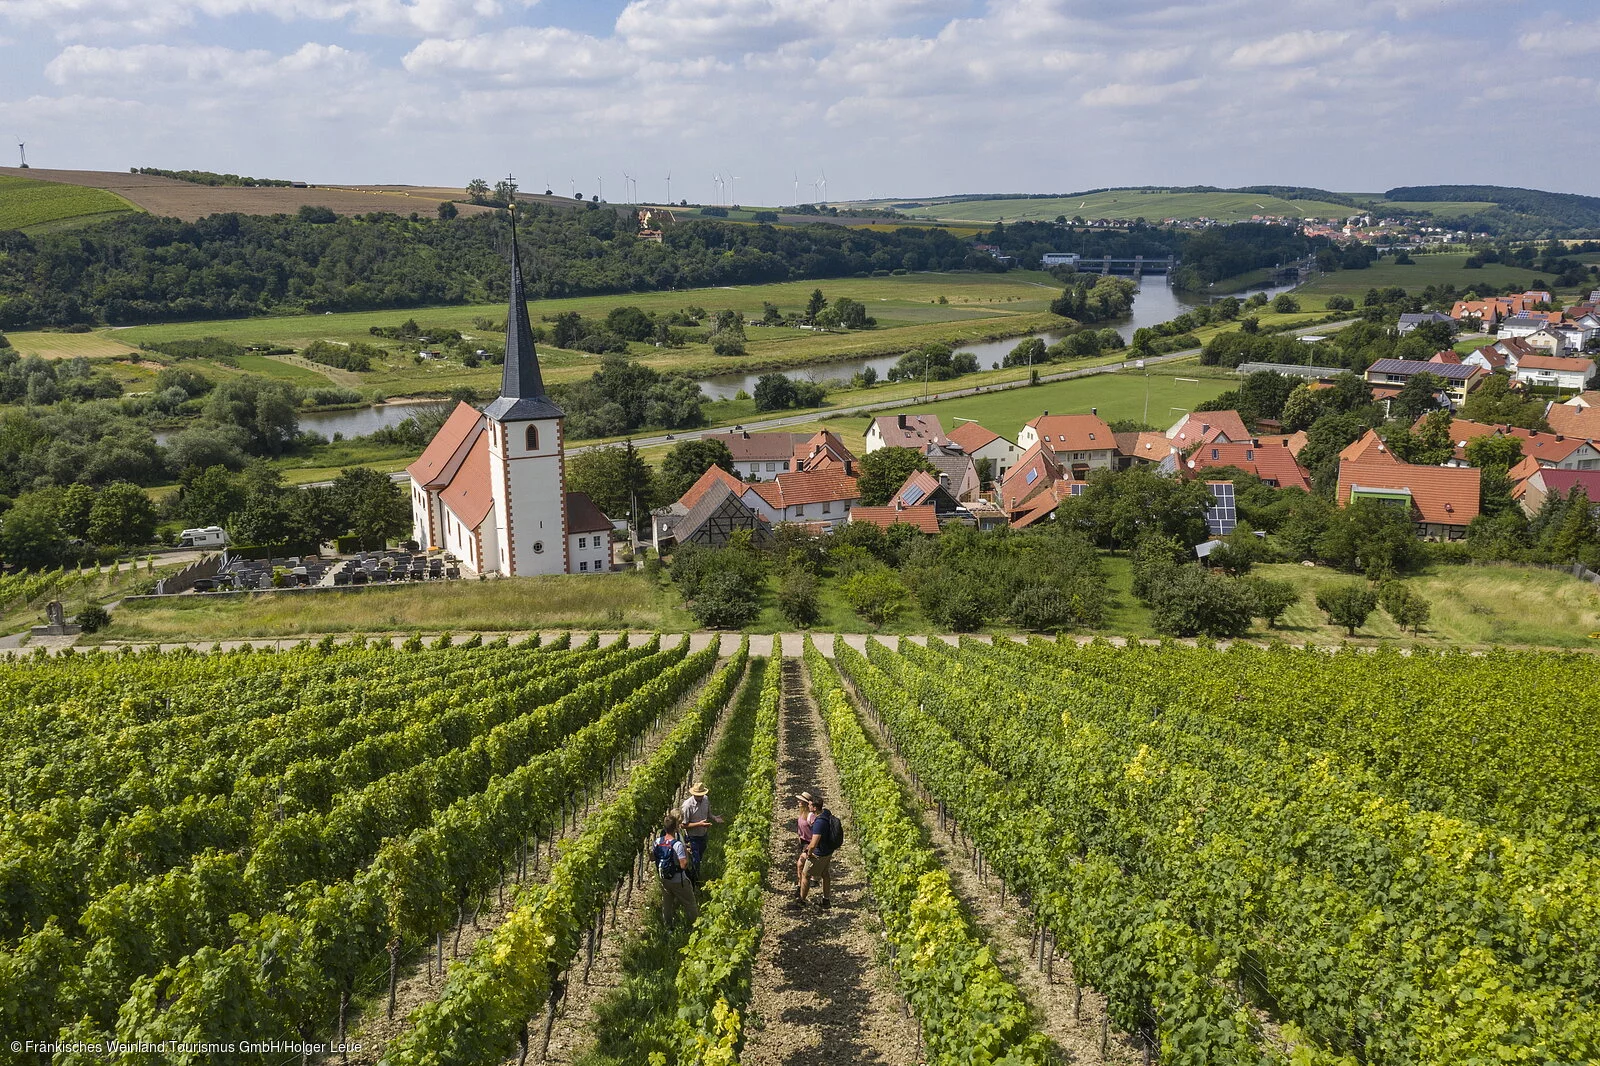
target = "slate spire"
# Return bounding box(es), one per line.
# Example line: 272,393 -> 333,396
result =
501,205 -> 545,400
486,189 -> 564,422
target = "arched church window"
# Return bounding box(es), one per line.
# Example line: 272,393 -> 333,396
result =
525,425 -> 539,451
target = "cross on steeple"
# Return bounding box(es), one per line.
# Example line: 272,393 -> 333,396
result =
485,178 -> 563,422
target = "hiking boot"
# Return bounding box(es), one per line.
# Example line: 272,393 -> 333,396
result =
783,897 -> 806,911
816,895 -> 832,909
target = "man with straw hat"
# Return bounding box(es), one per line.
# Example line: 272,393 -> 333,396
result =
680,780 -> 722,874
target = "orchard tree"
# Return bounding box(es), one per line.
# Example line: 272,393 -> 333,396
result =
1316,583 -> 1378,636
86,482 -> 158,547
567,441 -> 656,523
856,446 -> 935,506
658,438 -> 735,503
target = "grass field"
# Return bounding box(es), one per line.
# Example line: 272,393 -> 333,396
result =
0,173 -> 139,231
1,330 -> 146,359
1296,252 -> 1564,299
898,190 -> 1354,224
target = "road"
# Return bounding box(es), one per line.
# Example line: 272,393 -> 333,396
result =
567,316 -> 1356,454
319,316 -> 1355,486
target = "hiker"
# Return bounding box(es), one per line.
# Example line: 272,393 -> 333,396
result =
652,811 -> 699,929
799,793 -> 842,908
680,780 -> 722,873
792,791 -> 818,896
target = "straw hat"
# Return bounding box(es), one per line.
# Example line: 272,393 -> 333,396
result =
795,791 -> 818,805
689,781 -> 709,797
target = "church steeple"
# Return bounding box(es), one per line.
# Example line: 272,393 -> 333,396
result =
485,187 -> 564,422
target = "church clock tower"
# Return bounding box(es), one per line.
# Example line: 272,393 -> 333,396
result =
484,209 -> 568,576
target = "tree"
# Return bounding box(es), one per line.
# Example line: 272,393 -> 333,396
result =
840,567 -> 906,626
752,374 -> 798,412
833,297 -> 872,329
1389,372 -> 1447,424
567,441 -> 656,523
1147,565 -> 1255,638
466,179 -> 490,203
1379,581 -> 1430,634
58,483 -> 96,539
86,482 -> 157,547
1464,433 -> 1524,471
437,201 -> 458,220
1460,373 -> 1548,430
857,447 -> 935,506
805,288 -> 827,322
1240,576 -> 1298,627
332,467 -> 411,547
180,465 -> 247,525
658,438 -> 735,503
0,493 -> 68,569
777,570 -> 820,627
1316,583 -> 1378,636
1317,499 -> 1423,578
205,379 -> 300,456
1271,293 -> 1301,313
687,571 -> 761,629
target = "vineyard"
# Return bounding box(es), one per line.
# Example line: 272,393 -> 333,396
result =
0,634 -> 1595,1065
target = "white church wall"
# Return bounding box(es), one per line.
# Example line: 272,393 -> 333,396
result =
486,416 -> 568,576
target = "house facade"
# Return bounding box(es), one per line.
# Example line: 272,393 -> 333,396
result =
946,420 -> 1020,481
1016,412 -> 1117,476
865,413 -> 945,453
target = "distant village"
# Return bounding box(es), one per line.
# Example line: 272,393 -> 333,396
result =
647,285 -> 1600,557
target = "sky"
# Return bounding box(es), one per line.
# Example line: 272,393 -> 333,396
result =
2,0 -> 1598,205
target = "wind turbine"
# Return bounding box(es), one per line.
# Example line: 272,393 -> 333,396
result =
596,175 -> 603,201
622,172 -> 632,203
818,168 -> 827,206
665,170 -> 672,204
727,174 -> 740,205
16,142 -> 26,169
570,177 -> 576,197
713,173 -> 722,204
793,172 -> 799,205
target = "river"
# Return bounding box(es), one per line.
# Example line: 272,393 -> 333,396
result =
693,277 -> 1294,400
155,277 -> 1293,442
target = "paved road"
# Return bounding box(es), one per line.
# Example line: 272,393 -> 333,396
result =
309,316 -> 1355,486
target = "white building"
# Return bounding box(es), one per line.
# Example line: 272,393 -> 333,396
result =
407,233 -> 611,576
865,413 -> 945,453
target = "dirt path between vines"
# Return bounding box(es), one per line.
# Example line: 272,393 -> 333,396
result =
538,674 -> 746,1065
345,671 -> 710,1065
738,658 -> 920,1066
866,706 -> 1143,1065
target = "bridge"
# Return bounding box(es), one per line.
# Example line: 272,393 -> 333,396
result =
1088,255 -> 1178,276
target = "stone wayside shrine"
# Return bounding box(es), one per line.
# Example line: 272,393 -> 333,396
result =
406,215 -> 613,576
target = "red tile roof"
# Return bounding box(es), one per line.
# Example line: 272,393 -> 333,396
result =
793,429 -> 856,472
1254,431 -> 1309,457
565,491 -> 612,533
1545,402 -> 1600,438
1338,429 -> 1397,464
870,414 -> 945,448
1428,418 -> 1597,464
850,504 -> 941,533
702,430 -> 808,462
1168,410 -> 1249,445
749,469 -> 860,509
439,429 -> 494,529
1010,481 -> 1073,528
1028,413 -> 1116,452
947,420 -> 1004,453
406,401 -> 484,488
1187,441 -> 1312,492
999,443 -> 1065,510
1337,458 -> 1481,526
1465,344 -> 1508,369
1516,353 -> 1595,374
678,464 -> 749,511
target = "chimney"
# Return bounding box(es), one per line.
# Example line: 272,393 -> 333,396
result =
1091,407 -> 1098,416
897,414 -> 907,429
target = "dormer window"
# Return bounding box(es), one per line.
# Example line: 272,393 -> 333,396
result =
525,425 -> 539,451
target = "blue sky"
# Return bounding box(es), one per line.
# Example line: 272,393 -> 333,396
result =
2,1 -> 1597,204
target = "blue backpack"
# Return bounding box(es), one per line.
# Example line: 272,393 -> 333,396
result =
652,834 -> 681,880
812,810 -> 844,856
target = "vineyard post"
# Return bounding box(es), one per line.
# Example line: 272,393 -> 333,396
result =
1100,1012 -> 1109,1060
386,937 -> 400,1019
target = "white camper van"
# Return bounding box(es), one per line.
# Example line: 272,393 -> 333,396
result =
179,526 -> 229,548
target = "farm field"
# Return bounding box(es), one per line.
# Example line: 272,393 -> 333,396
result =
896,189 -> 1355,224
0,172 -> 138,231
0,167 -> 502,223
1297,252 -> 1562,299
8,629 -> 1594,1066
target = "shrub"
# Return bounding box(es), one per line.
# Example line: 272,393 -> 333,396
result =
777,570 -> 820,627
1316,583 -> 1378,636
1009,585 -> 1078,633
840,568 -> 906,627
690,571 -> 761,629
74,605 -> 110,633
1148,566 -> 1255,638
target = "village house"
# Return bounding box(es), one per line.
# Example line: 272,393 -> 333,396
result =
700,430 -> 809,479
743,468 -> 860,529
1166,410 -> 1250,447
1336,457 -> 1480,539
1515,468 -> 1600,516
1512,353 -> 1596,393
1545,393 -> 1600,438
1396,311 -> 1455,335
1363,358 -> 1484,406
946,420 -> 1020,481
865,413 -> 946,452
649,467 -> 770,553
1184,438 -> 1313,491
1015,412 -> 1117,477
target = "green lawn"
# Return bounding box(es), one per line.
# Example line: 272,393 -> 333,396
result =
0,174 -> 139,231
901,190 -> 1354,224
1297,253 -> 1564,300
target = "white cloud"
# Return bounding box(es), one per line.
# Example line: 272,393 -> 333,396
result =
1228,29 -> 1352,68
1,0 -> 504,38
1519,20 -> 1600,54
45,41 -> 363,89
403,26 -> 628,83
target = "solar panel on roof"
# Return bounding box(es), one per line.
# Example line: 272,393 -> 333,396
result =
900,484 -> 926,505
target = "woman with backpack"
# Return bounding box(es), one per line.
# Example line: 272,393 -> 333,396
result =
652,811 -> 699,929
789,791 -> 818,906
799,792 -> 842,909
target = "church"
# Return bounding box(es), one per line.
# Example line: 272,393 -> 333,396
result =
405,233 -> 614,576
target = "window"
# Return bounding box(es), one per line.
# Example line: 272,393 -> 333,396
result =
532,540 -> 545,553
580,561 -> 588,572
795,504 -> 805,516
767,462 -> 776,471
578,536 -> 587,548
822,501 -> 831,514
1210,448 -> 1219,460
525,425 -> 539,451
